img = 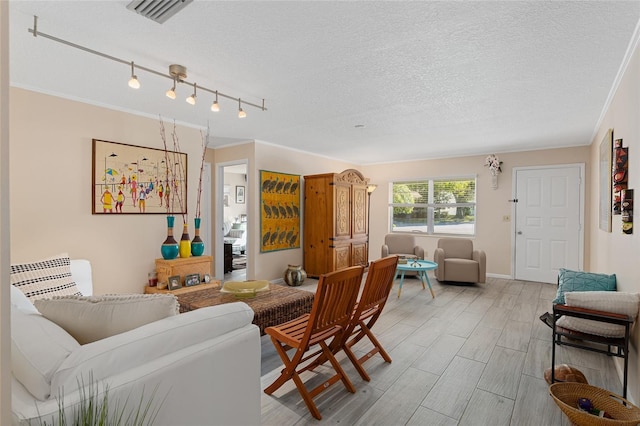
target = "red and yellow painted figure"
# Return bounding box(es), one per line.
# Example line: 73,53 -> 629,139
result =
115,186 -> 125,213
101,188 -> 114,213
130,175 -> 138,207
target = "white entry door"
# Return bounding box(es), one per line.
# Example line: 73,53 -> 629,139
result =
514,165 -> 584,283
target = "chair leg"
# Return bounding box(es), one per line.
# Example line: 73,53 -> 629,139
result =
265,338 -> 356,420
317,340 -> 356,394
291,368 -> 323,420
264,338 -> 298,395
343,339 -> 370,382
344,322 -> 392,381
264,340 -> 325,420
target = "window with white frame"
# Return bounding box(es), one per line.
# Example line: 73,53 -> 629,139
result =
389,177 -> 476,235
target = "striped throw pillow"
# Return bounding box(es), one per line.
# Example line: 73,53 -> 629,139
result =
11,253 -> 81,302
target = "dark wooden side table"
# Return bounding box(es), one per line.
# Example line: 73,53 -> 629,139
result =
224,243 -> 233,273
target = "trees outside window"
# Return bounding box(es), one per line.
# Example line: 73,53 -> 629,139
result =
390,177 -> 476,235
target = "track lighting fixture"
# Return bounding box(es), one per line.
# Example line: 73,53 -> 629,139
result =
165,78 -> 176,99
238,98 -> 246,118
211,91 -> 220,112
28,16 -> 267,117
186,83 -> 197,105
128,61 -> 140,89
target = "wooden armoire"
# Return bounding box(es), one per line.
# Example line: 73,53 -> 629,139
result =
303,169 -> 370,277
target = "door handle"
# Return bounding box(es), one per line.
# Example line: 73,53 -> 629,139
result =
517,231 -> 523,235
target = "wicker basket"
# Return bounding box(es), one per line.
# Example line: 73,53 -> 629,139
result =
550,383 -> 640,426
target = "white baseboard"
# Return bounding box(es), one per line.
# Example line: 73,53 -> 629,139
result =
486,273 -> 511,280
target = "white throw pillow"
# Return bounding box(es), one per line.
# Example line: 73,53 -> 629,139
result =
10,284 -> 38,314
11,253 -> 81,302
11,309 -> 80,400
34,294 -> 179,344
557,291 -> 640,337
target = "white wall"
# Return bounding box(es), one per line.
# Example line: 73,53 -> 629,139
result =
588,31 -> 640,403
362,146 -> 591,276
224,171 -> 247,223
213,141 -> 355,281
1,1 -> 11,422
10,88 -> 207,295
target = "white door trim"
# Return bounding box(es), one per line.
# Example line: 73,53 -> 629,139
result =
215,159 -> 249,280
510,163 -> 585,281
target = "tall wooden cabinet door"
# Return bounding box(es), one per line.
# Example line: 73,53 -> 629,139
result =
333,183 -> 352,239
351,185 -> 368,239
332,244 -> 351,271
351,242 -> 368,267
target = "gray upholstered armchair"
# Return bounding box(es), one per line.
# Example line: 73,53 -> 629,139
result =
434,238 -> 486,284
381,234 -> 425,261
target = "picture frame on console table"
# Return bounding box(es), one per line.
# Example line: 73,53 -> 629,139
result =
92,139 -> 187,215
185,273 -> 200,287
168,275 -> 181,291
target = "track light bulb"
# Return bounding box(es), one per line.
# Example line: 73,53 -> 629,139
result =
238,98 -> 246,118
166,79 -> 176,99
186,83 -> 197,105
211,91 -> 220,112
128,61 -> 140,89
128,76 -> 140,89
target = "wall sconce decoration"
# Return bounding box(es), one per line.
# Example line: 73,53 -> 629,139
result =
621,189 -> 633,234
485,154 -> 503,189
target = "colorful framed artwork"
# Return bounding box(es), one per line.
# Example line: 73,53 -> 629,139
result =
92,139 -> 187,214
259,170 -> 300,252
236,185 -> 245,204
599,129 -> 612,232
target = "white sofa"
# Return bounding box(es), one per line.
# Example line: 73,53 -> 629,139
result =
10,260 -> 261,425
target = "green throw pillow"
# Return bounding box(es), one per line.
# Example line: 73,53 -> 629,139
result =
553,269 -> 616,304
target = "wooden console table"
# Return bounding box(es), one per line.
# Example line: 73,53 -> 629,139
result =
155,255 -> 213,286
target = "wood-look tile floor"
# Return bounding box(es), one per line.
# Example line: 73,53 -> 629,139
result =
260,276 -> 622,425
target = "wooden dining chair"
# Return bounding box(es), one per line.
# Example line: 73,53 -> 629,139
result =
263,265 -> 364,420
307,256 -> 399,382
342,255 -> 399,381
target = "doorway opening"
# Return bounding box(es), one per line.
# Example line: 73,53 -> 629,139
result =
217,161 -> 248,281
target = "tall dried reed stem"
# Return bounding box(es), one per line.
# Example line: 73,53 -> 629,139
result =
195,129 -> 210,218
158,117 -> 187,224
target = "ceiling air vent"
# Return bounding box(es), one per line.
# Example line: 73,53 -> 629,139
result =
126,0 -> 193,24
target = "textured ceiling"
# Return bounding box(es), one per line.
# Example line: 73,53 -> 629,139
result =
9,1 -> 640,164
